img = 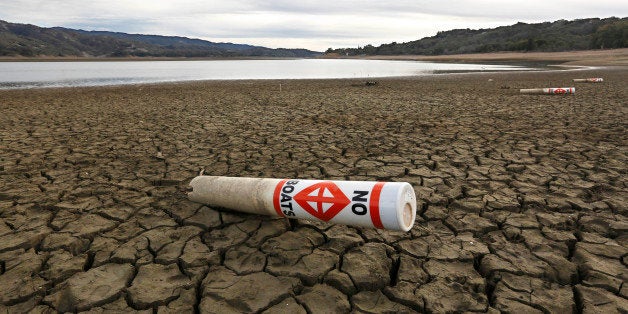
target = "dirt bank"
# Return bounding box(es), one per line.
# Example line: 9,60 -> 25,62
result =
334,48 -> 628,66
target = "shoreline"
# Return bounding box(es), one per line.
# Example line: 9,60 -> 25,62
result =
1,48 -> 625,91
1,48 -> 627,66
0,59 -> 622,91
0,67 -> 614,91
1,67 -> 619,92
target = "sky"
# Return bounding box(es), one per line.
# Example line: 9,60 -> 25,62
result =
1,1 -> 626,51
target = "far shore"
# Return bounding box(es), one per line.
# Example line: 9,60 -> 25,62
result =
0,56 -> 304,62
325,48 -> 628,66
1,48 -> 627,66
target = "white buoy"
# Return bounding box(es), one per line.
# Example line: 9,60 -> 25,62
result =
573,78 -> 603,83
519,87 -> 575,95
188,176 -> 417,231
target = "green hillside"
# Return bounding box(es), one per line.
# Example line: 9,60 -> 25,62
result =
0,20 -> 321,58
327,17 -> 627,56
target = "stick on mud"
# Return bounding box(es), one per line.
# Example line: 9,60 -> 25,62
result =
188,176 -> 417,231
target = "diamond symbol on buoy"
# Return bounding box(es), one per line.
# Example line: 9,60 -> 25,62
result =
293,182 -> 350,221
553,88 -> 567,94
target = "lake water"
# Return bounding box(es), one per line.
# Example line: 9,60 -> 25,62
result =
0,59 -> 531,89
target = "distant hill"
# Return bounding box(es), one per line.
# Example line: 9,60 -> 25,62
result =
327,17 -> 627,56
0,20 -> 321,58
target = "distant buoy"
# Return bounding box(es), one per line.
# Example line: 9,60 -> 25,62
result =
573,78 -> 603,83
519,87 -> 575,95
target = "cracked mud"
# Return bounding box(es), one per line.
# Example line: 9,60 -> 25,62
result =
0,68 -> 626,313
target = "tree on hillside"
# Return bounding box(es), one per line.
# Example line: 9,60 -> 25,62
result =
591,20 -> 628,49
326,17 -> 627,56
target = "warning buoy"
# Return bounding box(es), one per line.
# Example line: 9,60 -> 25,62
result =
188,176 -> 417,231
519,87 -> 575,95
573,78 -> 603,83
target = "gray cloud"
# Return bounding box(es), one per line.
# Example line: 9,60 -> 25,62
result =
233,0 -> 627,20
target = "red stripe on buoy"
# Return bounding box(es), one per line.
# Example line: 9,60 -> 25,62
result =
370,182 -> 385,229
273,179 -> 288,217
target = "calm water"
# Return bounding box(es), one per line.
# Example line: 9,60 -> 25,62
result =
0,59 -> 531,89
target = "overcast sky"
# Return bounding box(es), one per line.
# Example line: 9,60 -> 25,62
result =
1,1 -> 626,51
